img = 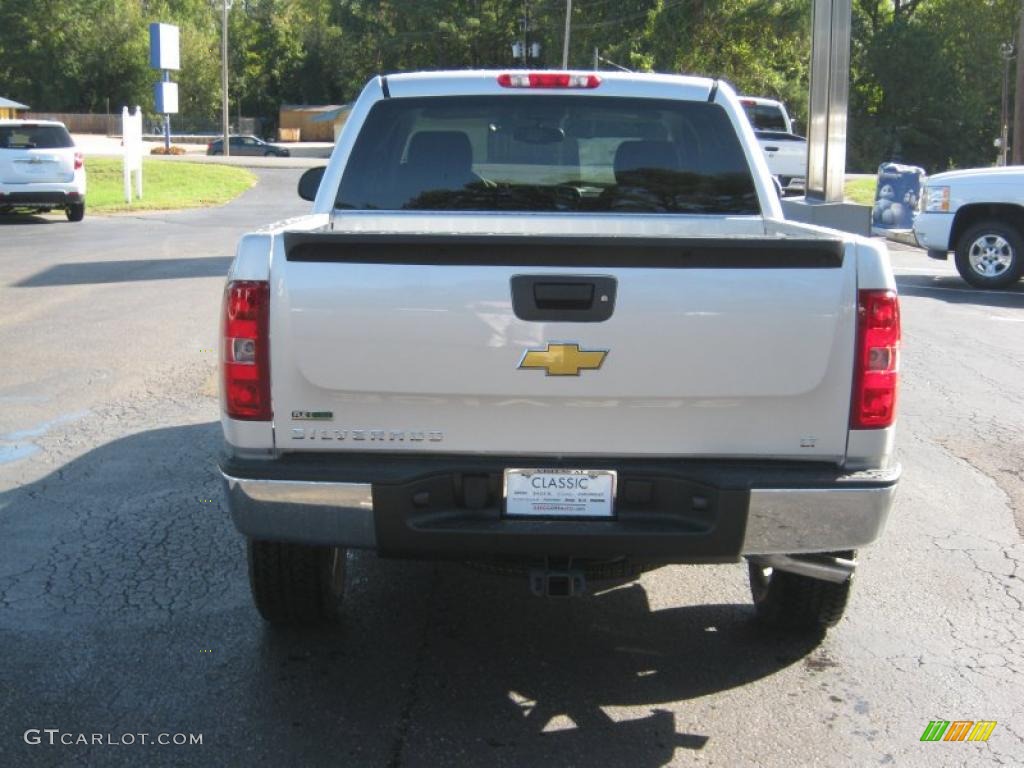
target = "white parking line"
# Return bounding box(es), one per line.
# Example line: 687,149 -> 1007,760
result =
896,282 -> 1024,299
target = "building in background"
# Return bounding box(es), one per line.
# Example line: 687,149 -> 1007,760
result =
0,96 -> 30,120
310,104 -> 353,142
278,104 -> 351,142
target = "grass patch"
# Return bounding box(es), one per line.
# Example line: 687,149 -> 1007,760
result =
844,177 -> 877,206
85,158 -> 256,213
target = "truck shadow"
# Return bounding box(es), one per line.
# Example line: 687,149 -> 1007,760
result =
0,422 -> 823,767
12,256 -> 234,286
257,562 -> 822,766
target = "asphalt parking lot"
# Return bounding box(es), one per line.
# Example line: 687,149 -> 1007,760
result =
1,174 -> 1022,767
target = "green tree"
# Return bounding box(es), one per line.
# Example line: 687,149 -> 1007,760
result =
849,0 -> 1019,172
0,0 -> 149,112
645,0 -> 811,127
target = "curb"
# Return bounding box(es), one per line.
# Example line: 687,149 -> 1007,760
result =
872,227 -> 919,248
152,155 -> 325,170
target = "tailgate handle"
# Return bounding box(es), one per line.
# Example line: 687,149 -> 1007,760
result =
534,282 -> 594,310
764,146 -> 780,152
510,275 -> 616,323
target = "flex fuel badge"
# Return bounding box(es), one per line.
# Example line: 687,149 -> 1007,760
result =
292,411 -> 333,421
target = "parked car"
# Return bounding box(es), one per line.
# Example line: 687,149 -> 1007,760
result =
0,120 -> 86,221
739,96 -> 807,195
218,70 -> 900,634
206,135 -> 290,157
914,166 -> 1024,288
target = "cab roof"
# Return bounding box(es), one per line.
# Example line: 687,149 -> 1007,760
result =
382,70 -> 720,104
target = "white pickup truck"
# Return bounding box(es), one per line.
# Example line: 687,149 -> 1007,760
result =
914,166 -> 1024,288
739,96 -> 807,195
219,70 -> 901,633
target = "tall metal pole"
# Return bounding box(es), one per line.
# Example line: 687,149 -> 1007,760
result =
1015,2 -> 1024,164
522,0 -> 529,66
805,0 -> 852,202
562,0 -> 572,69
221,1 -> 230,157
1001,46 -> 1011,166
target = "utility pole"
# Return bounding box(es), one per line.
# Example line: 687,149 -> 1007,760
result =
1001,43 -> 1014,166
221,0 -> 232,157
522,1 -> 530,67
1015,0 -> 1024,164
562,0 -> 573,68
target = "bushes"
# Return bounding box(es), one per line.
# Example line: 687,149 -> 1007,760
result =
150,145 -> 187,155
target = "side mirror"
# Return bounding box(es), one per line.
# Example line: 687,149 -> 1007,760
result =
772,176 -> 784,200
298,166 -> 327,202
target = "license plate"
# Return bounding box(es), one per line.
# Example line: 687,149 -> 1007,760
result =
503,468 -> 616,519
17,158 -> 59,175
16,157 -> 57,173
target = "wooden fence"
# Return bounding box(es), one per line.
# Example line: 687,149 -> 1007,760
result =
23,112 -> 115,134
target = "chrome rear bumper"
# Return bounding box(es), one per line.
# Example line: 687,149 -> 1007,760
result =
221,463 -> 899,557
742,482 -> 898,555
222,475 -> 377,548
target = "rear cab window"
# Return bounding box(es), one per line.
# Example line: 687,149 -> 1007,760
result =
337,95 -> 759,215
0,125 -> 74,150
741,103 -> 788,132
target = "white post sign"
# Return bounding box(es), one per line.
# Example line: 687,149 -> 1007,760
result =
122,105 -> 144,203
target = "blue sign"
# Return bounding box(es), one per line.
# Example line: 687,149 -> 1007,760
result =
149,23 -> 180,71
154,81 -> 178,114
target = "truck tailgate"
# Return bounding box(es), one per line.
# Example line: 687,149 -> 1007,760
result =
270,232 -> 856,460
757,133 -> 807,179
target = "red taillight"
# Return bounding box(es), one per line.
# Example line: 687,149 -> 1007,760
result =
497,72 -> 601,89
74,152 -> 83,170
222,280 -> 271,421
851,289 -> 900,429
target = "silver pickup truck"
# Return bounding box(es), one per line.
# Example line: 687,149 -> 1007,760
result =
219,71 -> 901,634
739,96 -> 807,195
914,166 -> 1024,288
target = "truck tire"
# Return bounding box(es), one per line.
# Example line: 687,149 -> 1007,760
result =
247,540 -> 346,625
748,552 -> 853,631
66,203 -> 85,222
954,220 -> 1024,289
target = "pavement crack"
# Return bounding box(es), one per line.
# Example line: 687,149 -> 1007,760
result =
387,565 -> 438,768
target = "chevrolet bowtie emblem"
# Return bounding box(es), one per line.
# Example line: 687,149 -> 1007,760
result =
518,343 -> 608,376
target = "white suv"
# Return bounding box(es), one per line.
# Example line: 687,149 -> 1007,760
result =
0,120 -> 87,221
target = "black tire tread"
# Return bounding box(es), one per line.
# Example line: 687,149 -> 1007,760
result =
247,540 -> 343,625
66,203 -> 85,222
749,552 -> 854,631
755,570 -> 850,629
